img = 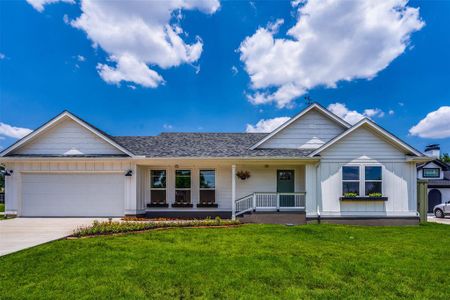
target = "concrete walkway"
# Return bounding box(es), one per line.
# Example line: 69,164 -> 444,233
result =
0,218 -> 110,256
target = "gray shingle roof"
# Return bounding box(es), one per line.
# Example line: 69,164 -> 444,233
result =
112,133 -> 313,158
425,171 -> 450,188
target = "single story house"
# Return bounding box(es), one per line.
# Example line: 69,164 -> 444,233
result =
0,103 -> 429,224
417,144 -> 450,212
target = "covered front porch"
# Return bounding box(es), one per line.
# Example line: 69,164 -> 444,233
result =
133,159 -> 317,219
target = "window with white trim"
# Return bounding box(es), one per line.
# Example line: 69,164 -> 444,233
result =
150,170 -> 166,205
175,170 -> 191,205
342,166 -> 360,195
364,166 -> 382,195
342,165 -> 383,197
199,169 -> 216,205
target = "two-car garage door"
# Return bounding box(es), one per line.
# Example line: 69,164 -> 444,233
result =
21,173 -> 125,217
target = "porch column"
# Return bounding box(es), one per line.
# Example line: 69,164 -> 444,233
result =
305,163 -> 318,216
124,163 -> 138,215
231,164 -> 236,220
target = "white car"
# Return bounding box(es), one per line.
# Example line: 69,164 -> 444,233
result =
434,201 -> 450,218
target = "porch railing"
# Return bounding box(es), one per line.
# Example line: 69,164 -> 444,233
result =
235,192 -> 306,217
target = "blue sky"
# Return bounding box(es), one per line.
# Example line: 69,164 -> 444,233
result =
0,0 -> 449,153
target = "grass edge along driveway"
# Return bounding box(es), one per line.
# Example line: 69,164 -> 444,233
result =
1,223 -> 449,299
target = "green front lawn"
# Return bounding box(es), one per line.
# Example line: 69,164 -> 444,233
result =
1,224 -> 449,299
0,203 -> 4,212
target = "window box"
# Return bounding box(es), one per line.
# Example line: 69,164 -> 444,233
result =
172,203 -> 194,208
197,203 -> 218,208
340,196 -> 388,201
147,203 -> 169,208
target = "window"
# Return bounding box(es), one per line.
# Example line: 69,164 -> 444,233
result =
365,166 -> 382,195
342,166 -> 360,195
199,170 -> 216,205
150,170 -> 166,205
342,165 -> 383,197
175,170 -> 191,205
423,168 -> 440,178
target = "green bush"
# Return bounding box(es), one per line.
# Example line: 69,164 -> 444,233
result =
343,192 -> 358,197
368,193 -> 383,197
73,218 -> 240,237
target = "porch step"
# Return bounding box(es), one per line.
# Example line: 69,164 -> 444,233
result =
238,211 -> 306,225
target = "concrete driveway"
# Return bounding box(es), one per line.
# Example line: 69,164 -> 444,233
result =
0,218 -> 109,256
427,215 -> 450,225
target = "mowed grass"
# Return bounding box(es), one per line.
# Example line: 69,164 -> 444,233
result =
1,224 -> 449,299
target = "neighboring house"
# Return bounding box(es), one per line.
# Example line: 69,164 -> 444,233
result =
417,144 -> 450,212
0,103 -> 429,224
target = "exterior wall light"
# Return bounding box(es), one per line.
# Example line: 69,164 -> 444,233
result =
125,170 -> 133,177
4,170 -> 13,176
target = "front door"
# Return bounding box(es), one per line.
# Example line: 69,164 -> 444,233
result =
428,189 -> 442,213
277,170 -> 295,207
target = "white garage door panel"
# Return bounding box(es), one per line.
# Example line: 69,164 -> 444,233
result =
22,173 -> 124,217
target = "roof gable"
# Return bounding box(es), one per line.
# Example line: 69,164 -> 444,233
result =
250,103 -> 351,150
309,118 -> 424,157
1,111 -> 134,157
418,160 -> 448,171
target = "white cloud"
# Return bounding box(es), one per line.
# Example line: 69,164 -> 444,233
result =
398,102 -> 405,106
389,110 -> 395,115
231,65 -> 238,76
163,124 -> 174,130
246,117 -> 290,133
76,55 -> 85,62
0,122 -> 32,139
409,106 -> 450,138
239,0 -> 424,108
28,0 -> 220,88
26,0 -> 74,12
0,53 -> 5,60
327,103 -> 384,125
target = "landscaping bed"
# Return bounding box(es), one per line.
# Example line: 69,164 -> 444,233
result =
1,223 -> 449,299
73,218 -> 240,237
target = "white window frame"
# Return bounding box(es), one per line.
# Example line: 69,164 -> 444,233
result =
175,169 -> 192,204
149,169 -> 167,204
364,165 -> 383,196
342,165 -> 361,196
199,169 -> 216,205
342,164 -> 383,197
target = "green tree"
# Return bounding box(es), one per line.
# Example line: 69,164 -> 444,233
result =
440,153 -> 450,163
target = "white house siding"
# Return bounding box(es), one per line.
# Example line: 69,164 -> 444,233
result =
3,160 -> 136,216
318,126 -> 417,217
12,118 -> 124,156
259,110 -> 346,149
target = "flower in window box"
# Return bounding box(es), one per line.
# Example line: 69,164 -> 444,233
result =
236,170 -> 251,180
368,193 -> 383,197
343,192 -> 358,198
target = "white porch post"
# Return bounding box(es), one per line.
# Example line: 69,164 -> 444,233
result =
231,164 -> 236,220
124,163 -> 138,215
305,163 -> 318,216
